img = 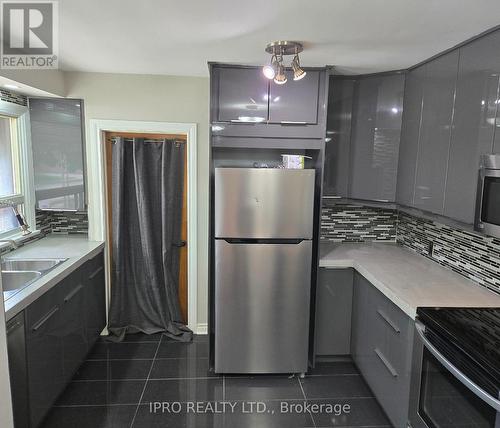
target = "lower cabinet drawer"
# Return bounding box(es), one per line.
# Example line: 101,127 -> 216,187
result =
59,270 -> 88,383
371,346 -> 412,428
26,298 -> 65,428
351,272 -> 413,428
85,253 -> 106,346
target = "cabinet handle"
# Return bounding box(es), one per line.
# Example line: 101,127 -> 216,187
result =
280,121 -> 307,125
32,307 -> 59,332
7,320 -> 23,334
377,309 -> 400,333
372,199 -> 390,203
229,120 -> 258,124
64,284 -> 84,303
323,196 -> 342,199
89,266 -> 104,280
374,348 -> 398,377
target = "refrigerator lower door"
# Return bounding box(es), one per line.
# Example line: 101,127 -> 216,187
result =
215,239 -> 312,373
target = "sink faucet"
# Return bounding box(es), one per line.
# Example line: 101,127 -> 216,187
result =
0,239 -> 19,250
0,201 -> 31,235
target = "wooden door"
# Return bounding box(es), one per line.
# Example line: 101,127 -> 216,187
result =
104,132 -> 188,324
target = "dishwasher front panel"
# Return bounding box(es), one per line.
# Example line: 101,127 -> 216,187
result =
215,239 -> 312,373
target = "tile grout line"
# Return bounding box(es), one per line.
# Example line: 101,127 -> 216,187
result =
72,375 -> 221,383
297,376 -> 317,428
129,335 -> 164,428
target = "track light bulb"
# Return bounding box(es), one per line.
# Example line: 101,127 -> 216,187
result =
291,55 -> 306,81
263,54 -> 278,79
262,64 -> 275,79
273,63 -> 287,85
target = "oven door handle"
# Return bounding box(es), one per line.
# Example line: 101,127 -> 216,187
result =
416,322 -> 500,412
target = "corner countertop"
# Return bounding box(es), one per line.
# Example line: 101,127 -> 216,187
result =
2,235 -> 105,321
319,242 -> 500,319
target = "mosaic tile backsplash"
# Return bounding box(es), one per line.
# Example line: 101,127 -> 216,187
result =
321,203 -> 500,295
0,89 -> 27,106
321,204 -> 398,242
396,212 -> 500,295
36,209 -> 89,235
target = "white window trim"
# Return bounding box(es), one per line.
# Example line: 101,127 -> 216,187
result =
0,100 -> 36,240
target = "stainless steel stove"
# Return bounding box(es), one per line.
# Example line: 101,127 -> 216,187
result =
409,307 -> 500,428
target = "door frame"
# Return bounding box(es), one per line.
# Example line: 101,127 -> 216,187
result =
87,119 -> 198,332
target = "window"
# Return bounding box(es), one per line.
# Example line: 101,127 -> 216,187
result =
0,102 -> 35,239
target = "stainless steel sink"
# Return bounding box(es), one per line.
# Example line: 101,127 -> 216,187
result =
1,258 -> 67,300
1,258 -> 67,273
2,271 -> 41,292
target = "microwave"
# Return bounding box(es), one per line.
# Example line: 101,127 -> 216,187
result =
475,154 -> 500,238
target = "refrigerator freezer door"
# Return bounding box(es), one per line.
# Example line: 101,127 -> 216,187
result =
215,239 -> 312,373
215,168 -> 315,239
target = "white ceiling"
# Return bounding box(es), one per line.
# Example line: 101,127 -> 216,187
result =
59,0 -> 500,76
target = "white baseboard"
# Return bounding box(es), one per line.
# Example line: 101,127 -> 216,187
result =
196,323 -> 208,335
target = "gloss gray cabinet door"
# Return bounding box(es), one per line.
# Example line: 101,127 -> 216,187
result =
6,312 -> 28,428
269,70 -> 320,124
29,98 -> 86,211
495,115 -> 500,153
26,286 -> 64,428
349,74 -> 404,202
85,252 -> 106,347
396,66 -> 426,206
444,31 -> 500,223
413,51 -> 459,214
323,78 -> 355,197
315,268 -> 353,355
216,67 -> 269,122
59,270 -> 88,383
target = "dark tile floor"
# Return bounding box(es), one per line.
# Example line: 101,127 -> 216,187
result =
41,334 -> 392,428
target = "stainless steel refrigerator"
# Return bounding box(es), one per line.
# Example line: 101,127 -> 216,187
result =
214,167 -> 315,374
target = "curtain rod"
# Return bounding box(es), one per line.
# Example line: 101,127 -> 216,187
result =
108,138 -> 186,145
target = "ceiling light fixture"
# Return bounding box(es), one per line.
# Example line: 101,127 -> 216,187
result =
263,41 -> 306,85
4,84 -> 19,90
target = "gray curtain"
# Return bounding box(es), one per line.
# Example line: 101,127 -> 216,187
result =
107,137 -> 192,342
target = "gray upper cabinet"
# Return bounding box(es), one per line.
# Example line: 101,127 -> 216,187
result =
396,66 -> 425,206
349,73 -> 405,202
210,64 -> 328,139
495,108 -> 500,153
269,70 -> 320,124
413,51 -> 459,214
216,67 -> 269,122
323,78 -> 355,197
444,31 -> 500,223
29,98 -> 86,211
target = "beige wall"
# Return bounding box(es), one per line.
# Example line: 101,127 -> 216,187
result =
64,71 -> 210,327
0,69 -> 65,96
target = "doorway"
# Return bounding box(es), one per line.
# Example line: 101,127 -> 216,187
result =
104,131 -> 188,324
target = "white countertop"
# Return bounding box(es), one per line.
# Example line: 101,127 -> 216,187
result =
2,235 -> 105,320
320,242 -> 500,319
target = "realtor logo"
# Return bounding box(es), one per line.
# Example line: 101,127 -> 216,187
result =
1,1 -> 58,69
